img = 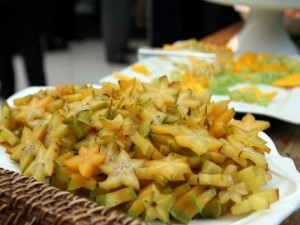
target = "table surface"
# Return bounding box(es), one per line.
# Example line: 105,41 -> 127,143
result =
202,21 -> 300,225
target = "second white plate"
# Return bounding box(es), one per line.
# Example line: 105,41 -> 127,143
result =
100,57 -> 300,124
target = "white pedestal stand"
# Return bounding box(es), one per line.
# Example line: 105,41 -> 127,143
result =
228,8 -> 299,55
204,0 -> 300,56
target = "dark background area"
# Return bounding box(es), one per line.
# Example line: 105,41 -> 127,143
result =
40,0 -> 241,50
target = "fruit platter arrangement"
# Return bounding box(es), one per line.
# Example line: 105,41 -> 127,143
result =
1,75 -> 300,224
102,39 -> 300,124
1,39 -> 300,224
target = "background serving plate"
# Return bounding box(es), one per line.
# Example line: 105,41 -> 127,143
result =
1,86 -> 300,225
100,56 -> 300,124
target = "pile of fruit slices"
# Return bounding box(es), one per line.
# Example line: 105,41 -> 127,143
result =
0,77 -> 278,224
150,40 -> 300,106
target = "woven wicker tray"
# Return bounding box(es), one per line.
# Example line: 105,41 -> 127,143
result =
0,168 -> 145,225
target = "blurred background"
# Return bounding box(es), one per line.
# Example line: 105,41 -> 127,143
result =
0,0 -> 243,98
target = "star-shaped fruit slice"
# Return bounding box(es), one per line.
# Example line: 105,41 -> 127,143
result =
142,153 -> 191,181
142,183 -> 173,224
175,126 -> 223,156
64,145 -> 106,178
138,77 -> 179,111
23,142 -> 59,181
10,125 -> 47,172
13,96 -> 53,122
99,149 -> 144,190
44,111 -> 69,148
229,113 -> 270,131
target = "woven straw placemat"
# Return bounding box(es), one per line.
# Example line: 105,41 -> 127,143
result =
0,168 -> 145,225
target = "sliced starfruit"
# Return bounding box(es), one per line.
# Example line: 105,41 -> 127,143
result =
89,108 -> 110,131
0,101 -> 13,129
138,76 -> 179,111
230,125 -> 270,153
201,159 -> 224,174
73,132 -> 99,151
64,145 -> 106,178
170,186 -> 204,224
196,188 -> 218,213
11,125 -> 47,172
129,100 -> 167,136
98,114 -> 135,150
141,183 -> 173,224
44,111 -> 69,148
67,173 -> 97,191
200,197 -> 222,219
203,151 -> 226,165
13,95 -> 33,106
137,153 -> 191,182
173,183 -> 192,199
12,96 -> 53,123
135,167 -> 169,186
55,165 -> 73,182
219,138 -> 248,168
68,111 -> 91,139
118,78 -> 144,98
207,100 -> 231,123
97,186 -> 137,208
209,108 -> 235,138
23,143 -> 59,181
0,126 -> 20,146
0,81 -> 278,224
55,151 -> 75,167
150,124 -> 180,136
99,149 -> 144,190
175,89 -> 202,116
127,182 -> 154,218
229,113 -> 270,132
219,182 -> 248,204
174,127 -> 223,156
65,94 -> 107,120
46,98 -> 65,113
230,188 -> 279,215
198,173 -> 235,187
236,166 -> 270,191
131,131 -> 163,160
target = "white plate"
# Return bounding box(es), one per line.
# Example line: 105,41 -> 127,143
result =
1,86 -> 300,225
100,57 -> 300,124
211,86 -> 300,124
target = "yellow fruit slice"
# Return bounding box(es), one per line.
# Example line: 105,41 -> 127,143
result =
64,145 -> 106,178
98,149 -> 144,190
142,183 -> 173,224
131,63 -> 151,76
238,85 -> 277,101
229,113 -> 270,131
97,187 -> 137,207
13,96 -> 53,122
112,71 -> 132,81
10,125 -> 46,172
230,189 -> 279,215
23,143 -> 60,181
272,73 -> 300,87
141,153 -> 191,181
